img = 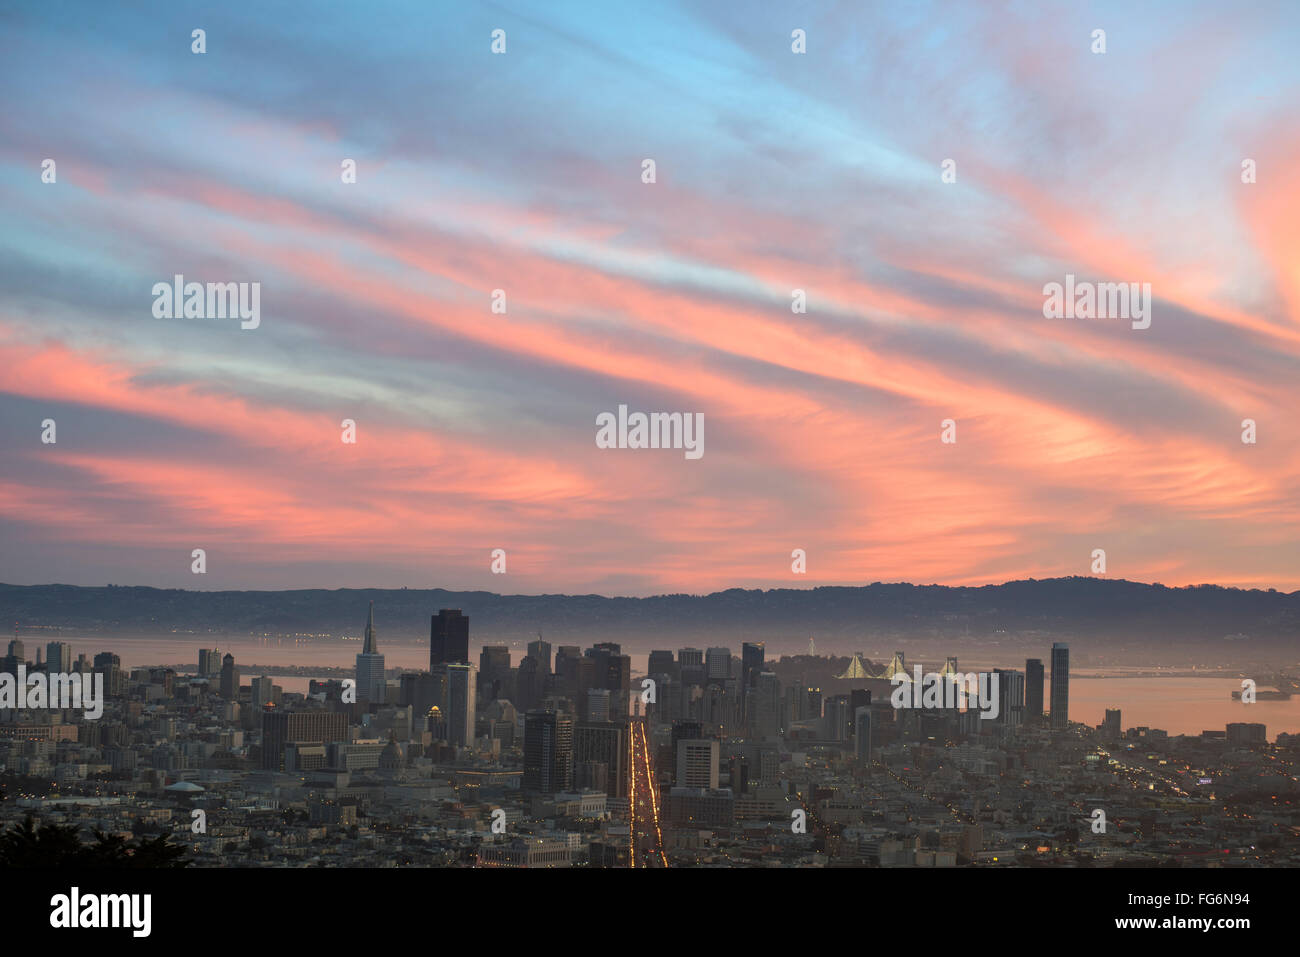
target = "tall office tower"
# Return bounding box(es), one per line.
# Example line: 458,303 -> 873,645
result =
705,647 -> 731,684
1025,658 -> 1045,723
7,639 -> 24,661
527,638 -> 552,675
676,738 -> 720,789
92,651 -> 124,696
554,646 -> 582,695
45,641 -> 71,673
198,648 -> 221,677
400,671 -> 445,715
849,688 -> 872,714
740,642 -> 764,722
648,650 -> 676,679
478,645 -> 511,697
854,707 -> 873,764
803,687 -> 823,721
219,653 -> 240,699
432,662 -> 476,747
252,675 -> 275,710
554,645 -> 581,673
523,710 -> 574,793
515,655 -> 541,712
586,688 -> 611,721
993,668 -> 1025,726
573,720 -> 629,799
752,672 -> 782,739
741,642 -> 765,690
1049,643 -> 1069,729
678,647 -> 705,689
261,709 -> 348,771
355,601 -> 387,705
1102,708 -> 1122,740
824,694 -> 851,742
429,609 -> 470,667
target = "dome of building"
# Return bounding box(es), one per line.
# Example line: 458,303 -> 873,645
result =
379,734 -> 403,770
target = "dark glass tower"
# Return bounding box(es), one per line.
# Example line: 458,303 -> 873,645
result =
1025,658 -> 1044,722
1049,644 -> 1069,729
430,609 -> 469,668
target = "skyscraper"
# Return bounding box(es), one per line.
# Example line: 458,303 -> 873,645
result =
648,650 -> 676,678
523,710 -> 574,793
430,609 -> 469,668
45,641 -> 71,673
219,653 -> 240,700
198,648 -> 221,677
527,638 -> 552,674
1025,658 -> 1044,723
705,647 -> 731,684
854,707 -> 873,763
573,720 -> 629,798
356,601 -> 386,704
994,668 -> 1025,727
478,645 -> 511,697
1050,643 -> 1069,729
432,662 -> 476,747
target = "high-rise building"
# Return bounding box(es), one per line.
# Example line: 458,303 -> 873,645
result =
93,651 -> 124,697
1102,708 -> 1122,739
198,648 -> 221,677
705,647 -> 731,684
432,662 -> 476,747
824,694 -> 852,742
741,642 -> 764,690
252,675 -> 275,710
355,602 -> 386,704
573,720 -> 629,799
751,672 -> 782,739
678,648 -> 705,689
994,669 -> 1025,727
855,707 -> 873,763
523,710 -> 574,793
261,709 -> 347,771
676,738 -> 719,789
219,653 -> 240,700
1049,644 -> 1069,729
803,687 -> 823,721
430,609 -> 469,667
45,641 -> 71,673
648,650 -> 676,678
678,648 -> 704,668
479,645 -> 511,697
1025,658 -> 1044,723
527,638 -> 552,674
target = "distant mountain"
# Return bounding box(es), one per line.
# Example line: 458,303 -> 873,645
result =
1,578 -> 1296,650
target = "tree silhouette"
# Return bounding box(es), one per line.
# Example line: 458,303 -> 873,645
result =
0,815 -> 189,868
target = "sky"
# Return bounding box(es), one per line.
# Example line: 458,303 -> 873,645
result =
1,0 -> 1298,595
